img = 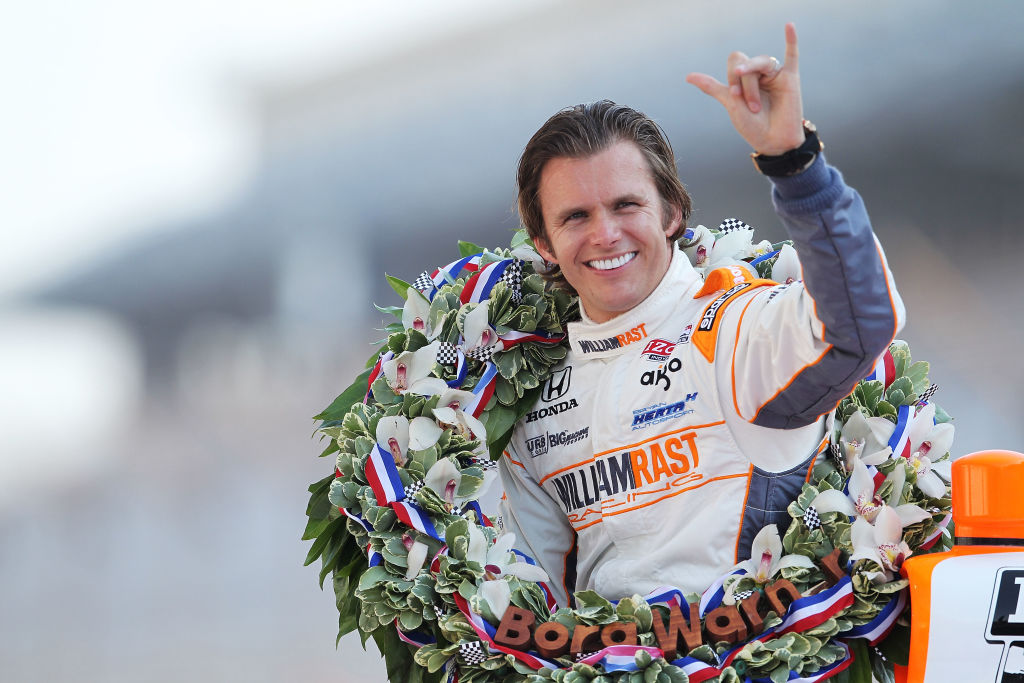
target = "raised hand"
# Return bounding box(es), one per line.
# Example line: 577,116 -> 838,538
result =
685,23 -> 805,156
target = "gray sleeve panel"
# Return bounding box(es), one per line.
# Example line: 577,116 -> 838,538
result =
754,154 -> 900,429
736,450 -> 817,561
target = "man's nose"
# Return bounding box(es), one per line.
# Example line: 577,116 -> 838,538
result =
589,211 -> 621,245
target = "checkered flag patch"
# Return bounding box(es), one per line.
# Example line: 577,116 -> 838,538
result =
433,603 -> 446,620
465,344 -> 496,363
412,270 -> 436,292
404,479 -> 425,499
804,505 -> 822,531
436,342 -> 459,366
575,651 -> 597,662
450,504 -> 463,516
718,217 -> 752,234
733,589 -> 754,602
918,383 -> 938,404
498,260 -> 523,304
459,640 -> 487,665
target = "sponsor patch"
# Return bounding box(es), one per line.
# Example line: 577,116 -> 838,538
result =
525,434 -> 548,457
630,392 -> 698,430
542,366 -> 572,402
678,324 -> 693,345
525,398 -> 579,423
577,323 -> 648,354
641,338 -> 676,362
640,357 -> 682,391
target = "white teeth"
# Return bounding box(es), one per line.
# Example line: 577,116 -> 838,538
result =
588,252 -> 636,271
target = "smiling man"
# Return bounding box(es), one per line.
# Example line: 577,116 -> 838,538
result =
498,24 -> 905,606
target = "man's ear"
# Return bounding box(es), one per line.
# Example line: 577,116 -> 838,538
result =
534,236 -> 558,265
663,203 -> 684,239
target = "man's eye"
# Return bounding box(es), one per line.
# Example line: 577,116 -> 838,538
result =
567,211 -> 586,221
617,201 -> 637,209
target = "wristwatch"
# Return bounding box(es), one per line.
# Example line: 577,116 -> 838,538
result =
750,120 -> 823,177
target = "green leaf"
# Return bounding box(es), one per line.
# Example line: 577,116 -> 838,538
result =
304,515 -> 347,566
315,367 -> 374,422
386,274 -> 414,300
459,240 -> 485,258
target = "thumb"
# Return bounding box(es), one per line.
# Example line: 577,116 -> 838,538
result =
686,72 -> 730,106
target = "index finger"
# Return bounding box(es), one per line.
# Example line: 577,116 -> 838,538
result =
783,22 -> 799,73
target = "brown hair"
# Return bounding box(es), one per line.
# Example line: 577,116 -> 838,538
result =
516,100 -> 692,291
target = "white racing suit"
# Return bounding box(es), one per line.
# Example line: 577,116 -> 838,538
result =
498,155 -> 905,606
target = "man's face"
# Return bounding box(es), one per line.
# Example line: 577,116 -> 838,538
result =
535,140 -> 681,324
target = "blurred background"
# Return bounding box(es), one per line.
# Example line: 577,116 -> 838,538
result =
2,0 -> 1022,680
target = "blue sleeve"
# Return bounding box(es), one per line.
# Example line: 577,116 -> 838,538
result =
751,153 -> 905,428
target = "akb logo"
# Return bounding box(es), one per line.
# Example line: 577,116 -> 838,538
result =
542,367 -> 572,402
641,358 -> 682,391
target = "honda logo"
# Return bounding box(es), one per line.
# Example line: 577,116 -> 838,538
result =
542,367 -> 572,402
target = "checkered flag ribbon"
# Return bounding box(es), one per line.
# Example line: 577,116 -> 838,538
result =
918,383 -> 938,404
718,217 -> 752,234
470,456 -> 498,471
733,589 -> 754,602
830,442 -> 844,471
575,651 -> 597,662
803,505 -> 822,531
497,259 -> 523,304
403,479 -> 425,499
412,270 -> 436,292
459,640 -> 487,665
436,342 -> 460,366
464,344 -> 496,363
433,603 -> 446,620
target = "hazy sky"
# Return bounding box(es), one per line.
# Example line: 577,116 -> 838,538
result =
0,0 -> 554,298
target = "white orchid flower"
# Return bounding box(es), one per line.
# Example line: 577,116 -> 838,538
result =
723,525 -> 814,604
402,287 -> 436,338
402,532 -> 429,581
837,409 -> 895,472
811,459 -> 932,526
424,455 -> 497,511
880,403 -> 953,499
462,304 -> 502,357
683,225 -> 715,270
850,506 -> 913,583
436,387 -> 476,412
375,415 -> 442,467
433,406 -> 487,444
376,415 -> 410,466
770,244 -> 802,284
467,526 -> 549,583
382,341 -> 448,396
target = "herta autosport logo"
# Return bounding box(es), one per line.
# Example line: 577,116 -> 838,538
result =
526,426 -> 590,457
631,392 -> 698,430
547,429 -> 701,516
577,323 -> 648,354
525,399 -> 579,423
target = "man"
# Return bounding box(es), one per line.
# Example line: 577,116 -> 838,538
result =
498,24 -> 904,607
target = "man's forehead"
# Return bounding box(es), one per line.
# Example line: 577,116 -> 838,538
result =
538,140 -> 655,203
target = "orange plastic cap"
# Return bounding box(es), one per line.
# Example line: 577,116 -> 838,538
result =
953,450 -> 1024,539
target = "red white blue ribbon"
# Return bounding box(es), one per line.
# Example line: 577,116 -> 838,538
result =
395,622 -> 437,647
393,500 -> 443,541
919,513 -> 952,550
464,361 -> 498,418
459,259 -> 516,305
365,443 -> 443,541
419,254 -> 483,299
366,444 -> 406,505
339,506 -> 372,533
864,348 -> 896,387
499,328 -> 565,349
699,568 -> 746,616
452,593 -> 561,670
840,589 -> 907,645
366,350 -> 395,402
579,645 -> 665,672
367,542 -> 383,567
